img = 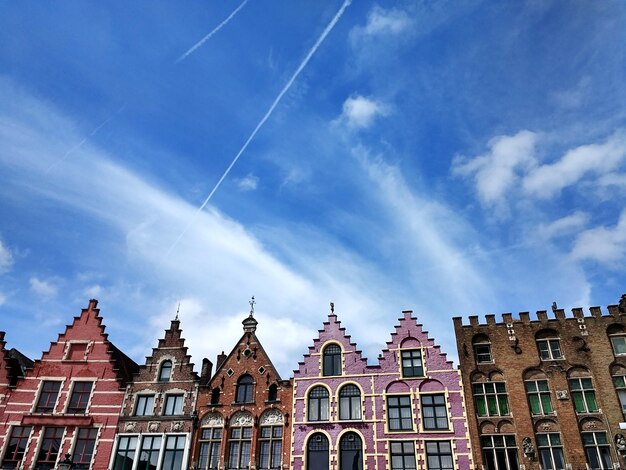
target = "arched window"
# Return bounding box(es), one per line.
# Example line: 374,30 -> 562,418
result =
210,388 -> 220,405
236,375 -> 253,403
472,334 -> 492,364
323,344 -> 341,376
339,385 -> 361,420
307,433 -> 329,470
308,386 -> 329,421
159,360 -> 172,382
339,432 -> 363,470
608,324 -> 626,356
268,383 -> 278,402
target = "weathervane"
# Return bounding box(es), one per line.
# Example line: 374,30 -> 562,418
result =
249,296 -> 256,317
330,302 -> 334,314
175,302 -> 180,321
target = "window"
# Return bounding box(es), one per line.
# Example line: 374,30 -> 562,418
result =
163,436 -> 185,470
210,388 -> 221,405
164,394 -> 184,416
236,375 -> 254,403
390,442 -> 416,470
268,383 -> 278,402
613,375 -> 626,417
259,425 -> 282,470
199,427 -> 222,470
67,382 -> 93,414
537,433 -> 565,470
308,386 -> 329,421
401,349 -> 424,377
2,426 -> 32,469
113,436 -> 138,470
138,436 -> 161,470
322,344 -> 341,376
537,339 -> 562,360
611,336 -> 626,355
72,428 -> 98,470
36,381 -> 61,413
339,432 -> 362,470
582,432 -> 613,469
525,380 -> 553,415
387,395 -> 413,431
159,360 -> 173,382
425,441 -> 453,470
473,382 -> 509,417
339,385 -> 361,420
36,427 -> 64,470
473,335 -> 492,363
570,377 -> 598,413
481,435 -> 519,470
307,434 -> 329,470
135,395 -> 155,416
421,394 -> 449,430
227,426 -> 252,469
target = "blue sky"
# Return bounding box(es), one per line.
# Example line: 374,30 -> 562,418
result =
1,1 -> 625,377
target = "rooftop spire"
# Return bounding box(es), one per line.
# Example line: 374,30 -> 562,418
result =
175,302 -> 180,321
330,302 -> 334,314
243,296 -> 258,333
249,296 -> 256,317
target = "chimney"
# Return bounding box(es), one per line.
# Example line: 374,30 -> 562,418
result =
216,351 -> 227,370
201,358 -> 213,381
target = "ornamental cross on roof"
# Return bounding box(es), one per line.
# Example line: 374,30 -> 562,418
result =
249,296 -> 256,317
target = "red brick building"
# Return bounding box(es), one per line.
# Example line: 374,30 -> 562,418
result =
111,316 -> 204,470
191,311 -> 292,470
453,295 -> 626,470
0,299 -> 138,470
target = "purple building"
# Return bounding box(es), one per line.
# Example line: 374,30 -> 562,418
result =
291,307 -> 472,470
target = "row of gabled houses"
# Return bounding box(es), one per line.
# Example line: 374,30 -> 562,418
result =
1,295 -> 626,470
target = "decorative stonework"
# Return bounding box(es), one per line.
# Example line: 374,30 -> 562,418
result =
201,412 -> 224,427
172,421 -> 184,432
230,411 -> 253,427
259,409 -> 284,426
555,390 -> 568,400
124,422 -> 136,432
148,421 -> 160,432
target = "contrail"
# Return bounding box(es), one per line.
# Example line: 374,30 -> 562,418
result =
176,0 -> 250,63
166,0 -> 353,256
45,104 -> 126,174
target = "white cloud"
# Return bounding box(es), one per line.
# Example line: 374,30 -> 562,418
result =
0,239 -> 14,274
0,292 -> 6,306
452,130 -> 538,207
236,173 -> 258,191
336,95 -> 390,129
571,210 -> 626,265
523,131 -> 626,199
537,212 -> 589,240
29,277 -> 58,298
550,76 -> 591,110
350,6 -> 412,42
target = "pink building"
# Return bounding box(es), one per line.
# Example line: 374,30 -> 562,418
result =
291,307 -> 472,470
0,300 -> 138,470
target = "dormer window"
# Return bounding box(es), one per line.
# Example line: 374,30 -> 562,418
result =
158,360 -> 173,382
322,344 -> 341,376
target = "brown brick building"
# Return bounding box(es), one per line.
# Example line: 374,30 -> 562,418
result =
453,295 -> 626,470
111,315 -> 203,470
191,309 -> 292,470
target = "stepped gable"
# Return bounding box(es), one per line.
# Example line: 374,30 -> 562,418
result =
38,299 -> 138,387
293,312 -> 369,376
0,332 -> 33,389
377,309 -> 454,371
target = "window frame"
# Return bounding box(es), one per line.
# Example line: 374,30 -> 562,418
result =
67,381 -> 93,414
35,426 -> 65,469
613,375 -> 626,418
134,395 -> 155,417
198,427 -> 222,470
158,360 -> 173,382
163,394 -> 184,416
339,432 -> 363,470
387,395 -> 413,431
525,379 -> 553,415
390,441 -> 416,470
162,435 -> 186,470
338,384 -> 362,421
425,441 -> 454,470
537,338 -> 563,361
308,386 -> 330,422
536,433 -> 565,470
473,342 -> 493,364
227,426 -> 252,469
610,335 -> 626,356
569,377 -> 598,413
421,394 -> 449,431
235,375 -> 254,404
35,381 -> 62,413
137,435 -> 162,470
472,382 -> 510,417
2,426 -> 32,468
322,344 -> 342,377
400,349 -> 424,378
582,432 -> 613,470
307,433 -> 329,470
112,435 -> 138,470
258,425 -> 282,470
480,435 -> 519,470
72,428 -> 98,470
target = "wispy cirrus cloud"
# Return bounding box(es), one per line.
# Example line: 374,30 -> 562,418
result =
29,277 -> 59,299
537,212 -> 589,241
0,239 -> 14,274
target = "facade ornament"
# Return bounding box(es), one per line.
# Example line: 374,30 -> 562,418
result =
259,409 -> 284,426
522,437 -> 535,460
148,422 -> 160,432
615,434 -> 626,454
172,421 -> 184,432
201,412 -> 224,427
124,422 -> 136,432
230,411 -> 253,427
555,390 -> 568,400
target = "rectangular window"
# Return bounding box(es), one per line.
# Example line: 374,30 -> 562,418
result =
537,433 -> 565,470
259,425 -> 282,469
425,441 -> 453,470
390,441 -> 416,470
525,380 -> 553,415
135,395 -> 155,416
474,344 -> 492,363
163,394 -> 184,416
613,375 -> 626,417
611,336 -> 626,355
138,436 -> 161,470
198,428 -> 222,470
481,435 -> 518,470
36,427 -> 64,469
387,395 -> 413,431
401,350 -> 424,377
421,394 -> 449,430
569,378 -> 598,413
2,426 -> 32,469
472,382 -> 509,417
163,435 -> 185,470
113,436 -> 138,470
36,381 -> 62,413
582,432 -> 613,470
228,427 -> 252,469
72,428 -> 98,470
537,339 -> 563,360
67,382 -> 93,414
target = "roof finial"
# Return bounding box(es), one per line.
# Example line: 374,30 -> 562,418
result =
330,302 -> 334,314
175,302 -> 180,321
249,296 -> 256,317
